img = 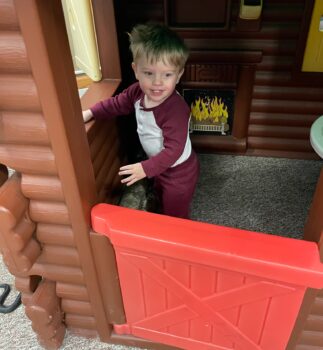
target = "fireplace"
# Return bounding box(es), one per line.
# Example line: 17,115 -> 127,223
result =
183,89 -> 235,136
181,51 -> 262,153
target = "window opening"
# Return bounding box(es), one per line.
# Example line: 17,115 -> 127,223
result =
61,0 -> 102,87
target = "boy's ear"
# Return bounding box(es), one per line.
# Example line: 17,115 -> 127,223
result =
176,69 -> 184,84
131,62 -> 138,79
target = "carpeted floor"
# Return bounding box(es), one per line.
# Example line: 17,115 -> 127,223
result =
0,154 -> 322,349
191,154 -> 322,239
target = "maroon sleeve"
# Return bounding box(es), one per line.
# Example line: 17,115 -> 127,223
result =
90,82 -> 142,120
141,95 -> 191,178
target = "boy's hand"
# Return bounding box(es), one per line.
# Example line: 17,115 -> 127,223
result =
119,163 -> 146,186
83,109 -> 93,123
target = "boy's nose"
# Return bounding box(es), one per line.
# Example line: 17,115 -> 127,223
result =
152,75 -> 162,85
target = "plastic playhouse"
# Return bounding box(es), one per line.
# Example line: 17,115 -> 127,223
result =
1,1 -> 323,349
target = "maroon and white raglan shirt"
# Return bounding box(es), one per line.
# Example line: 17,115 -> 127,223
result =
90,82 -> 192,178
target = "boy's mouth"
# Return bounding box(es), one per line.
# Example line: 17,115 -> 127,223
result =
150,89 -> 164,95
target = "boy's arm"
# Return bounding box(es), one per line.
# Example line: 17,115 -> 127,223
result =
85,83 -> 142,120
141,104 -> 190,178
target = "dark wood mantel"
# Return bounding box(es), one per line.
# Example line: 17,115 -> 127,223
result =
182,50 -> 262,153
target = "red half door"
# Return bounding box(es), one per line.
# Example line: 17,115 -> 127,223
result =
92,204 -> 323,350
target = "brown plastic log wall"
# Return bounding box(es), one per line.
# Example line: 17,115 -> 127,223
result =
87,120 -> 122,203
0,0 -> 123,348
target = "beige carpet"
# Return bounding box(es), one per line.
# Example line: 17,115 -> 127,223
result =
0,256 -> 144,350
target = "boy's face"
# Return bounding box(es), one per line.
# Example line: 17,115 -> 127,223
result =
132,56 -> 184,108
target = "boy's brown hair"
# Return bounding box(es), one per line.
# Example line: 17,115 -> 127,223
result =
129,23 -> 189,70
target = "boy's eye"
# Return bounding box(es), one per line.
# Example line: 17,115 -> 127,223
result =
165,73 -> 174,77
144,71 -> 152,76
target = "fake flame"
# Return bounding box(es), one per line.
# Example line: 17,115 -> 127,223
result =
191,97 -> 229,123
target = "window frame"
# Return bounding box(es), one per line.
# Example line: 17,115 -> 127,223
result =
77,0 -> 122,130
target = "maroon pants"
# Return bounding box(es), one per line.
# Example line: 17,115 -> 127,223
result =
154,151 -> 199,219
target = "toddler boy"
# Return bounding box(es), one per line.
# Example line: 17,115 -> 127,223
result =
83,23 -> 199,219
